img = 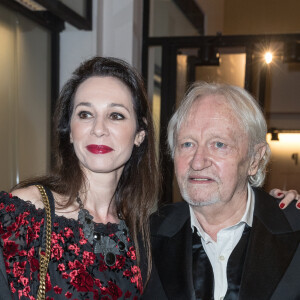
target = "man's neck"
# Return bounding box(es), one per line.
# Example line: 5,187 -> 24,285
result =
191,189 -> 249,241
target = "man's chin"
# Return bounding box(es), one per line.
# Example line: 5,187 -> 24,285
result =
183,195 -> 220,207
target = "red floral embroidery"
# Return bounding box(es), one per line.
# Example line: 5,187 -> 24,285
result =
29,257 -> 40,272
100,281 -> 123,300
65,291 -> 73,299
115,255 -> 126,270
19,275 -> 29,286
127,246 -> 136,260
57,263 -> 65,272
82,250 -> 96,266
13,261 -> 27,277
45,273 -> 52,292
99,254 -> 108,272
6,203 -> 15,212
54,285 -> 62,294
130,266 -> 143,294
79,228 -> 88,245
68,259 -> 83,270
0,202 -> 5,210
3,240 -> 18,259
69,268 -> 94,292
64,227 -> 74,238
69,243 -> 80,255
51,232 -> 65,244
51,244 -> 63,260
125,291 -> 132,298
10,281 -> 16,293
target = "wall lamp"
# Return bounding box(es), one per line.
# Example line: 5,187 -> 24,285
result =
269,128 -> 279,141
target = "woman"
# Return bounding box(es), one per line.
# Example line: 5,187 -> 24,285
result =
0,57 -> 159,299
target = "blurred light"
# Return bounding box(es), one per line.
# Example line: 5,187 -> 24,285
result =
264,52 -> 273,64
267,133 -> 300,144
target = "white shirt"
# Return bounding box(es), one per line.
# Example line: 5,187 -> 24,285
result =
190,184 -> 255,300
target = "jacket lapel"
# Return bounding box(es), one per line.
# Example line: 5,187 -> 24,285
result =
151,202 -> 195,300
239,188 -> 300,300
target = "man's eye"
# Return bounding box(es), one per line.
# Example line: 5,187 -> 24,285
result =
215,141 -> 225,148
110,112 -> 125,120
182,142 -> 193,148
78,111 -> 92,119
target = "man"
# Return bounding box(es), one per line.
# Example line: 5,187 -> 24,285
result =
144,82 -> 300,300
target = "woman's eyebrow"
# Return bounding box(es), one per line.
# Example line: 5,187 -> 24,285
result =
109,103 -> 130,113
74,102 -> 91,109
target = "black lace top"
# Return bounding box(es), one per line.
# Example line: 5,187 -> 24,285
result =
0,191 -> 143,300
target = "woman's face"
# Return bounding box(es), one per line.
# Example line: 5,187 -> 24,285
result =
70,76 -> 145,177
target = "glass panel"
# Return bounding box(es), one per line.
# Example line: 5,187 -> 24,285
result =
0,4 -> 51,191
59,0 -> 87,17
147,46 -> 162,157
266,133 -> 300,191
195,51 -> 246,88
149,0 -> 200,37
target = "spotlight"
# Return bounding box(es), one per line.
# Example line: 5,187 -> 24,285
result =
264,52 -> 273,64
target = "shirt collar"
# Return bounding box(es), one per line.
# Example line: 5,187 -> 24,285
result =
190,183 -> 255,237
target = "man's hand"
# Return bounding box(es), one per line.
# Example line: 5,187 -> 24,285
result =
269,189 -> 300,209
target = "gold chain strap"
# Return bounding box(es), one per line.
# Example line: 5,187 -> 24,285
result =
36,185 -> 52,300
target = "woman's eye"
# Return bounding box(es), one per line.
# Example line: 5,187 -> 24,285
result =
110,112 -> 125,120
215,141 -> 225,149
78,111 -> 92,119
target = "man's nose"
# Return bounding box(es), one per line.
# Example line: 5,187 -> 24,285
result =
91,117 -> 109,137
190,146 -> 212,170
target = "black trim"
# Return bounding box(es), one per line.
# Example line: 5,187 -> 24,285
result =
50,31 -> 60,169
173,0 -> 204,35
0,0 -> 64,32
159,44 -> 177,203
142,0 -> 150,82
35,0 -> 92,30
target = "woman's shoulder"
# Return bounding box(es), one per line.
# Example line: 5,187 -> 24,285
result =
11,185 -> 44,209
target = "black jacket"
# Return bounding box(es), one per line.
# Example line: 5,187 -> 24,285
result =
142,188 -> 300,300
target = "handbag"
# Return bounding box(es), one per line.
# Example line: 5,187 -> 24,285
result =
36,185 -> 53,300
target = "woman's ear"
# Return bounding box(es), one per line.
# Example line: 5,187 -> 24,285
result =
248,143 -> 267,176
134,130 -> 146,147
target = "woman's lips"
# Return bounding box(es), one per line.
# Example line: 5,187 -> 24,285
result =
86,144 -> 113,154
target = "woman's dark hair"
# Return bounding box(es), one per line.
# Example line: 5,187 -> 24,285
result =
14,56 -> 160,281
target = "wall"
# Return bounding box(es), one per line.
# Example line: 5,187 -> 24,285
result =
60,0 -> 143,88
223,0 -> 300,35
195,0 -> 224,35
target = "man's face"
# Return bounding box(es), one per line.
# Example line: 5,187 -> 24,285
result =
174,95 -> 253,207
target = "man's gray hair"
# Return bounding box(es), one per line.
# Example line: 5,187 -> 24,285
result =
167,81 -> 271,187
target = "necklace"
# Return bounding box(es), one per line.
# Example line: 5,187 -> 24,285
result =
76,195 -> 129,266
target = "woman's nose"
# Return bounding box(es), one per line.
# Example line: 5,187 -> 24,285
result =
91,117 -> 109,137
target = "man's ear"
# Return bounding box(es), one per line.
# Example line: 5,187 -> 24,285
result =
134,130 -> 146,147
248,143 -> 267,176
